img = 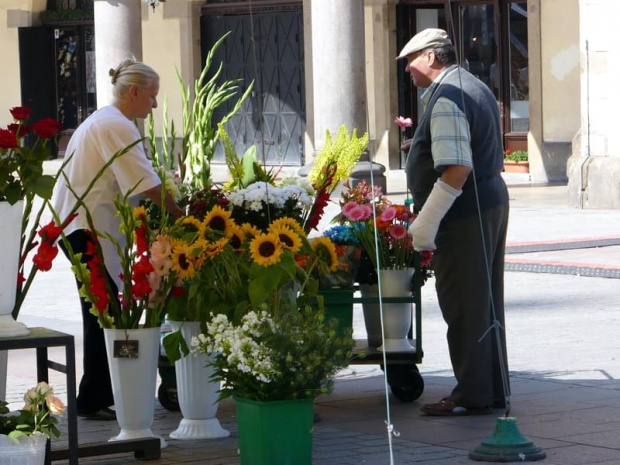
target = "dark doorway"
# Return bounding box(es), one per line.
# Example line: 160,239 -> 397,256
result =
201,8 -> 305,166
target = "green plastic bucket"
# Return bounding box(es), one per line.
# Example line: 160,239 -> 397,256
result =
235,397 -> 314,465
319,288 -> 354,339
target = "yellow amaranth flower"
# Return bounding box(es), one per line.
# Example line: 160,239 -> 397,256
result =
311,236 -> 339,272
249,233 -> 283,266
269,217 -> 305,238
268,225 -> 302,253
171,243 -> 197,280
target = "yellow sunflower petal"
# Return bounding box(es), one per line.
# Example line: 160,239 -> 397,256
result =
269,225 -> 302,253
269,217 -> 305,238
249,233 -> 283,266
311,236 -> 339,272
171,243 -> 197,280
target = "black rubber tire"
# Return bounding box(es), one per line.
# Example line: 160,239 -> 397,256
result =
157,383 -> 180,411
387,364 -> 424,402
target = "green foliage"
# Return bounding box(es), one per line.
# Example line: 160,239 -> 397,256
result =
194,305 -> 355,402
504,150 -> 528,162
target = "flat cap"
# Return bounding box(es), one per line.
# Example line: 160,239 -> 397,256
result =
397,28 -> 452,60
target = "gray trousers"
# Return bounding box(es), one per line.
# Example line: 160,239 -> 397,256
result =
433,202 -> 510,408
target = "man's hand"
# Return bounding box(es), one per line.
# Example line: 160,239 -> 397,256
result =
408,179 -> 462,251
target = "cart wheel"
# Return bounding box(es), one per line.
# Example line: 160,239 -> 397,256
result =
158,384 -> 180,411
386,364 -> 424,402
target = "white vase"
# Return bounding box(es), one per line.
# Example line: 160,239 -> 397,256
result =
168,321 -> 230,440
0,432 -> 46,465
0,200 -> 30,338
104,327 -> 167,448
362,269 -> 415,353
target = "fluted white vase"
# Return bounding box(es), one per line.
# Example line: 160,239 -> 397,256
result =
0,200 -> 30,338
104,327 -> 167,448
168,321 -> 229,440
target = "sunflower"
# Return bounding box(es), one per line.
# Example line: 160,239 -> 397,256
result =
203,205 -> 234,235
180,216 -> 203,237
269,217 -> 305,237
249,233 -> 283,266
311,236 -> 339,272
241,222 -> 261,239
204,237 -> 229,259
227,224 -> 245,251
132,206 -> 148,223
268,225 -> 302,253
171,242 -> 197,280
190,238 -> 210,268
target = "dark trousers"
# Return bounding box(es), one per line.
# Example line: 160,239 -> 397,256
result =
59,230 -> 115,413
433,202 -> 510,408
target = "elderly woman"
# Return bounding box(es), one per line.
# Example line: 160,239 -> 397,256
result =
52,59 -> 182,420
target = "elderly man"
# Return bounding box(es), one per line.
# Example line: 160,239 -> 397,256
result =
399,28 -> 510,415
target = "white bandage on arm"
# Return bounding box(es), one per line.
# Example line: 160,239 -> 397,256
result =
408,179 -> 462,251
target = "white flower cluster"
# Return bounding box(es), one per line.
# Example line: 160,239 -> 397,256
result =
192,311 -> 278,384
227,181 -> 313,212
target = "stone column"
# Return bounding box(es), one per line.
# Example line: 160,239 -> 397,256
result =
94,0 -> 143,108
567,0 -> 620,208
307,0 -> 385,191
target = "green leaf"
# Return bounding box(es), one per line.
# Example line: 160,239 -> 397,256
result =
162,330 -> 189,363
30,174 -> 56,199
241,146 -> 257,187
248,278 -> 268,307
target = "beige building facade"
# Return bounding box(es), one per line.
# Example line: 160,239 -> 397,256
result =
1,0 -> 615,207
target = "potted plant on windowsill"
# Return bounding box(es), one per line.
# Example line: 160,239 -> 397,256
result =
503,149 -> 529,173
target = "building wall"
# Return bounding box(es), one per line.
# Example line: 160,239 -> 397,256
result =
0,1 -> 46,126
142,0 -> 203,138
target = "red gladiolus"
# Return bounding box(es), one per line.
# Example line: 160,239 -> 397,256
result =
32,118 -> 62,139
135,225 -> 149,255
87,258 -> 109,313
10,106 -> 33,121
305,189 -> 330,231
38,221 -> 64,243
32,241 -> 58,271
17,272 -> 25,287
0,128 -> 18,149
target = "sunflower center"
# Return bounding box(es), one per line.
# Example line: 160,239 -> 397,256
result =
230,235 -> 242,249
278,233 -> 294,247
209,217 -> 226,231
258,241 -> 276,257
179,254 -> 191,270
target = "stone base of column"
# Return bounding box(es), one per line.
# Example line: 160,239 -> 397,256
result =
567,155 -> 620,209
349,161 -> 387,194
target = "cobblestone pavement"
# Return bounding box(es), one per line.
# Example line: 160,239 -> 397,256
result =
5,168 -> 620,464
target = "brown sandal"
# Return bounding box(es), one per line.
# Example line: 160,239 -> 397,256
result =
420,398 -> 492,416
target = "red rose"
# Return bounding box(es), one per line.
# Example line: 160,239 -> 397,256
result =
0,128 -> 18,149
7,123 -> 31,136
10,106 -> 33,121
32,118 -> 62,139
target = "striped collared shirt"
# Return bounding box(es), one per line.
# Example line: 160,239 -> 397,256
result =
421,65 -> 473,171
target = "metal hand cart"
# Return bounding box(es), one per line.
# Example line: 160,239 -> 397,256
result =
322,256 -> 425,403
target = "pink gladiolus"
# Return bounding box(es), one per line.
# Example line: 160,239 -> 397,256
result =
389,224 -> 408,240
394,116 -> 413,130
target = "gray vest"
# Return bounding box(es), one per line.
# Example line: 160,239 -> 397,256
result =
405,66 -> 507,219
